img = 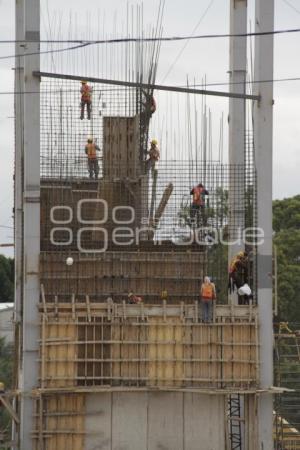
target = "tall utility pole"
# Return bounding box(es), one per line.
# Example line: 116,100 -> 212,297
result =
254,0 -> 274,448
14,0 -> 24,444
18,0 -> 40,448
228,0 -> 247,301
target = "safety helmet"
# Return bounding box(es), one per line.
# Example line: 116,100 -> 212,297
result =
237,251 -> 245,259
128,292 -> 133,298
87,138 -> 93,143
151,139 -> 158,145
81,80 -> 87,84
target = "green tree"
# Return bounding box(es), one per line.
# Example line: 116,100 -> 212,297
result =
0,255 -> 14,303
273,196 -> 300,323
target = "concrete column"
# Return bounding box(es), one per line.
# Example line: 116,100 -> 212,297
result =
228,0 -> 247,300
20,0 -> 40,448
254,0 -> 274,448
14,0 -> 25,443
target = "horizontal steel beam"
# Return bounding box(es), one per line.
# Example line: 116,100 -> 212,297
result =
33,71 -> 260,101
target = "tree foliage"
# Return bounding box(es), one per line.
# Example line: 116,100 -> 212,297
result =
0,255 -> 14,303
273,196 -> 300,323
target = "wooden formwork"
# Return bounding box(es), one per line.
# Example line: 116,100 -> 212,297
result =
102,116 -> 141,180
33,393 -> 85,450
40,251 -> 206,303
38,301 -> 259,390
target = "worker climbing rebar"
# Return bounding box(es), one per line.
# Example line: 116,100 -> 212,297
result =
228,251 -> 250,304
190,183 -> 209,227
146,139 -> 160,175
141,89 -> 156,117
84,138 -> 100,179
80,80 -> 92,120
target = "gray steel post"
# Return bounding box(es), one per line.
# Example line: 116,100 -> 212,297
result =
228,0 -> 247,304
254,0 -> 274,448
20,0 -> 40,448
14,0 -> 25,444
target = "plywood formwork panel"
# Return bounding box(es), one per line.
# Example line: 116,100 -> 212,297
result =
40,251 -> 205,303
36,394 -> 85,450
39,303 -> 259,389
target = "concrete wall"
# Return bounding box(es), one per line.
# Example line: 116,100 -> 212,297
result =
85,392 -> 226,450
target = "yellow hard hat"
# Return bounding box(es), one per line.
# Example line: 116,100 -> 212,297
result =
237,251 -> 245,259
87,137 -> 93,143
81,80 -> 87,84
151,139 -> 158,145
0,382 -> 5,392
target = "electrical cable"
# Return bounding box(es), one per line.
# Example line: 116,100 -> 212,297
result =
161,0 -> 215,82
1,26 -> 300,62
1,76 -> 300,96
281,0 -> 300,15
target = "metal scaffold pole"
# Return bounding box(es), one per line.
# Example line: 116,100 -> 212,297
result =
254,0 -> 274,448
19,0 -> 40,448
228,0 -> 247,303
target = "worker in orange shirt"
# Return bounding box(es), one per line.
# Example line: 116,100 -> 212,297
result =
84,138 -> 100,179
80,80 -> 92,120
200,276 -> 216,323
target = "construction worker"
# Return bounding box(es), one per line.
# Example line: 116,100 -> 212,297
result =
147,139 -> 160,174
190,183 -> 209,226
228,251 -> 249,304
128,292 -> 143,304
141,90 -> 156,116
200,276 -> 216,323
80,80 -> 92,120
84,138 -> 100,179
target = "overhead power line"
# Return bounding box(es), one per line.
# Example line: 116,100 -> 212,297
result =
1,27 -> 300,61
2,26 -> 300,43
0,76 -> 300,96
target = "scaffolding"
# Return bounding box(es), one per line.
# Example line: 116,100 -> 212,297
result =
274,323 -> 300,449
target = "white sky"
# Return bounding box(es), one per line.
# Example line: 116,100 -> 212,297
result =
0,0 -> 300,256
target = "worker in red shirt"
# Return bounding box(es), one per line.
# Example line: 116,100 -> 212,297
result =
80,80 -> 92,120
128,292 -> 143,304
190,183 -> 209,226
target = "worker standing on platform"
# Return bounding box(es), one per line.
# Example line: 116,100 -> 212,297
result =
200,276 -> 216,323
146,139 -> 160,174
80,80 -> 92,120
190,183 -> 209,226
85,138 -> 100,179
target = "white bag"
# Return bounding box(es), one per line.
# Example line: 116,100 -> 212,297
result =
238,284 -> 252,296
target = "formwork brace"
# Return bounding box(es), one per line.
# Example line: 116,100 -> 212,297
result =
33,71 -> 260,101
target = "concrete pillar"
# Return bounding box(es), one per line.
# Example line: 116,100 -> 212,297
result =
228,0 -> 247,301
19,0 -> 40,448
14,0 -> 25,443
254,0 -> 274,448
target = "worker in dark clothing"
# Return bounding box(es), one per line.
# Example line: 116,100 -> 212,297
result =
80,80 -> 92,120
190,183 -> 209,226
141,90 -> 156,117
85,138 -> 100,179
228,251 -> 249,304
